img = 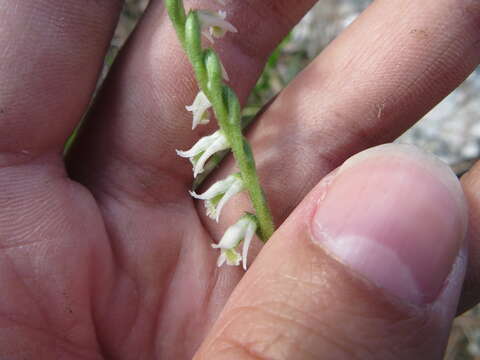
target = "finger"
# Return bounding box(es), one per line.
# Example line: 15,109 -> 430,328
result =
0,0 -> 122,165
67,0 -> 316,200
202,0 -> 480,238
196,144 -> 468,360
458,162 -> 480,312
0,2 -> 122,354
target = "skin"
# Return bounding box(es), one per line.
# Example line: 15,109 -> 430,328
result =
0,0 -> 480,358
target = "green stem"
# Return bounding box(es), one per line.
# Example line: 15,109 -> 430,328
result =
222,86 -> 274,241
165,0 -> 187,45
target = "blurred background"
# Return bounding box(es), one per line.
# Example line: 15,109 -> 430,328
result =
109,1 -> 480,358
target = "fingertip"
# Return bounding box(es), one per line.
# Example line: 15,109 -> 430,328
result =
339,143 -> 468,225
312,143 -> 467,305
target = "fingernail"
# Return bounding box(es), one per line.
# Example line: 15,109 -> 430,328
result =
311,144 -> 467,305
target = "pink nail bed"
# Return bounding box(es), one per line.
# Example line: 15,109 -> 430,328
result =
311,145 -> 467,305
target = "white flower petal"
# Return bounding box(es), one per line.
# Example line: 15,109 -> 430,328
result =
242,221 -> 257,270
214,178 -> 244,222
198,10 -> 237,43
176,131 -> 221,158
216,251 -> 227,267
213,217 -> 249,249
192,117 -> 210,130
193,133 -> 229,178
186,91 -> 212,130
189,175 -> 236,200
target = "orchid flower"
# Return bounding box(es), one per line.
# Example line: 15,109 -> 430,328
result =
197,10 -> 238,43
212,214 -> 257,269
190,173 -> 244,222
176,130 -> 229,177
186,91 -> 212,130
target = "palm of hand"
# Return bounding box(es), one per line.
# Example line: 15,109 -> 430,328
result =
2,163 -> 237,358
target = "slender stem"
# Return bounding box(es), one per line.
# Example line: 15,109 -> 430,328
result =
167,1 -> 275,241
232,137 -> 274,241
165,0 -> 187,45
221,86 -> 274,241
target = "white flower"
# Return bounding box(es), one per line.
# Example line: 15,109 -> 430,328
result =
176,131 -> 230,177
197,10 -> 238,43
190,173 -> 244,222
186,91 -> 212,130
212,214 -> 257,270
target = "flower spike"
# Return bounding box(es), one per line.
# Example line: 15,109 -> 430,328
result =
186,91 -> 212,129
190,173 -> 244,222
166,0 -> 275,259
212,214 -> 257,269
176,130 -> 230,177
197,10 -> 238,43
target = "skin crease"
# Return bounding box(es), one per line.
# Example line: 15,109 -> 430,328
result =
0,0 -> 478,360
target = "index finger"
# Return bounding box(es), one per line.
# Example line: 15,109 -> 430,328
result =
0,0 -> 122,165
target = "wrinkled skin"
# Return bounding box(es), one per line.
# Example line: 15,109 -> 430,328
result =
1,0 -> 480,359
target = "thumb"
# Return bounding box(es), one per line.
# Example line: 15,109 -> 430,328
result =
196,144 -> 468,360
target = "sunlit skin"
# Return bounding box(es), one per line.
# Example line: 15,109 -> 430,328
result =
1,0 -> 480,359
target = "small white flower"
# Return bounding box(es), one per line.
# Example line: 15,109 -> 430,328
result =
197,10 -> 238,43
186,91 -> 212,130
212,214 -> 257,270
190,173 -> 244,222
176,131 -> 230,177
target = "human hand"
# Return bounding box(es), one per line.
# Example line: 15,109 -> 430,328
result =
1,0 -> 479,359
